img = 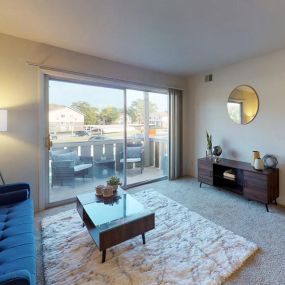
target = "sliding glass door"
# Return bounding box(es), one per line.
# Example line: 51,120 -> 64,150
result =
126,89 -> 169,185
47,78 -> 169,205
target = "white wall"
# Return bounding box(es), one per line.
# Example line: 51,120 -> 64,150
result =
187,48 -> 285,205
0,33 -> 186,210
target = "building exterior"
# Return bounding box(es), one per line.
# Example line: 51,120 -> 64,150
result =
49,104 -> 84,132
149,112 -> 168,128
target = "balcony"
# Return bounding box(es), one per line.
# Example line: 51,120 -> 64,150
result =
49,137 -> 168,203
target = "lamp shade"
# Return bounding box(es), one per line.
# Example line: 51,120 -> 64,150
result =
0,110 -> 7,132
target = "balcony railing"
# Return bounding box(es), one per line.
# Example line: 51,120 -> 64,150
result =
51,137 -> 168,173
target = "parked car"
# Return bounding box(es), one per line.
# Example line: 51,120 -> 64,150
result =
88,135 -> 108,141
74,130 -> 89,137
91,128 -> 103,135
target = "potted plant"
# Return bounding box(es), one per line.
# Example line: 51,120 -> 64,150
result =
106,176 -> 122,191
206,131 -> 212,158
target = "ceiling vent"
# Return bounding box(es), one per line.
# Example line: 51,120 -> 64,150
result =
205,74 -> 213,82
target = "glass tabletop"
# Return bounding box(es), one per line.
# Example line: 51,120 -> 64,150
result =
80,188 -> 148,230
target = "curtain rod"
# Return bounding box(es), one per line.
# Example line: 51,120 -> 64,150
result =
26,61 -> 184,92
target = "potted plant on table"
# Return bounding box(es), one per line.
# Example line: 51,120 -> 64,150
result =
106,176 -> 122,192
206,131 -> 212,158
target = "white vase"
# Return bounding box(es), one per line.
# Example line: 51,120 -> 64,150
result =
251,151 -> 260,166
254,158 -> 264,170
206,148 -> 212,158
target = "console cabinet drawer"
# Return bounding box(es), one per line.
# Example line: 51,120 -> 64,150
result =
244,171 -> 268,203
198,159 -> 213,185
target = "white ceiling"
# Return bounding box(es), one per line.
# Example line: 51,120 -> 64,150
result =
1,0 -> 285,75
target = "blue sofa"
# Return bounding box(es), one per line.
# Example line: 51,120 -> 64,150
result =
0,183 -> 36,285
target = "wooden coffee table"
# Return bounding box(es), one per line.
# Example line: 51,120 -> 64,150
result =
76,188 -> 155,263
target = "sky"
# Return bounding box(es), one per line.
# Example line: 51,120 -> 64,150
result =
49,80 -> 168,112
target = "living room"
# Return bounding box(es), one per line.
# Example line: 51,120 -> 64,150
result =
1,1 -> 285,285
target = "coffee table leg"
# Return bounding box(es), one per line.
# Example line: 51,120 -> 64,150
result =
102,250 -> 106,263
142,233 -> 146,244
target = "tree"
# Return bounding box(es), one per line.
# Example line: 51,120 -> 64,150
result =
71,101 -> 99,125
128,99 -> 158,124
100,107 -> 120,124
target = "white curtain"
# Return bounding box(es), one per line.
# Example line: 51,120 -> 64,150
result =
169,88 -> 183,180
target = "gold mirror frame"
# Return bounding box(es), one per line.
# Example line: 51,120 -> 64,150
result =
227,85 -> 259,125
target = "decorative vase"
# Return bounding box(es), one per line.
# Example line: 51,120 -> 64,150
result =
206,148 -> 212,158
251,151 -> 260,167
95,185 -> 105,196
212,145 -> 222,162
254,158 -> 264,170
263,154 -> 278,169
107,183 -> 118,192
103,186 -> 114,197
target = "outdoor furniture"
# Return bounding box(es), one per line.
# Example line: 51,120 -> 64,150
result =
94,159 -> 115,178
51,150 -> 93,187
120,144 -> 144,173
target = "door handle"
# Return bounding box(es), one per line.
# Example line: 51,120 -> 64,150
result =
45,136 -> 53,151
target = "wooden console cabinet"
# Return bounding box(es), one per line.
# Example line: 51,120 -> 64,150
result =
198,157 -> 279,212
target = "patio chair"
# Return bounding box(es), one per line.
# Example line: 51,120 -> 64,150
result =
120,144 -> 144,174
51,150 -> 93,187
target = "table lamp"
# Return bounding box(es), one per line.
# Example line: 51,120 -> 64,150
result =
0,109 -> 7,184
0,110 -> 7,132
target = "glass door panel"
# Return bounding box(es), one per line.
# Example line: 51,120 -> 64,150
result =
149,92 -> 169,178
126,89 -> 169,186
46,78 -> 170,206
48,79 -> 124,204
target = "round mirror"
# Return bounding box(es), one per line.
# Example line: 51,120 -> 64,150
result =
227,85 -> 259,125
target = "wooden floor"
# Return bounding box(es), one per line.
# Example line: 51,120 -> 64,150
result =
49,166 -> 165,203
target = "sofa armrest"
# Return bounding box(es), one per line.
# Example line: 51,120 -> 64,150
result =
0,189 -> 29,206
0,183 -> 30,197
0,270 -> 31,285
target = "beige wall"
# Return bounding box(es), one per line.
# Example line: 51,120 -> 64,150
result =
0,33 -> 187,210
186,48 -> 285,205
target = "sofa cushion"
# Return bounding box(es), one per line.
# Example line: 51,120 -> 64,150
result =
0,256 -> 36,276
0,270 -> 33,285
53,151 -> 80,164
126,147 -> 142,158
0,199 -> 35,285
74,163 -> 92,172
0,189 -> 29,206
0,201 -> 33,236
120,158 -> 141,163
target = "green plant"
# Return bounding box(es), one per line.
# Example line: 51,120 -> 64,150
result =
206,131 -> 212,149
106,176 -> 122,186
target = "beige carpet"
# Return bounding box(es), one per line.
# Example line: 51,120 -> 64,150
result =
42,190 -> 257,285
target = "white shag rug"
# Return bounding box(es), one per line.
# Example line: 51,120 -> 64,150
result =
42,190 -> 258,285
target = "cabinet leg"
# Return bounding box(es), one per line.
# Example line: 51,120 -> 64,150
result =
102,250 -> 106,263
274,199 -> 278,205
265,204 -> 269,212
200,182 -> 202,188
142,233 -> 146,244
